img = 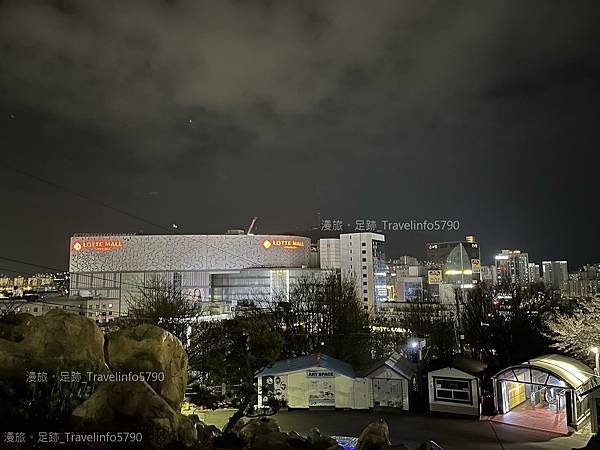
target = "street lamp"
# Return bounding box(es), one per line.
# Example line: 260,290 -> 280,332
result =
591,346 -> 599,374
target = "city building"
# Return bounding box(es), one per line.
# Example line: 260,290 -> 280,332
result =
319,233 -> 387,313
425,237 -> 481,288
542,260 -> 568,290
319,238 -> 341,269
340,233 -> 387,313
528,263 -> 541,283
561,279 -> 600,298
561,263 -> 600,298
0,273 -> 67,296
495,250 -> 530,285
210,267 -> 324,305
385,256 -> 421,301
69,233 -> 314,320
0,296 -> 118,323
480,265 -> 497,285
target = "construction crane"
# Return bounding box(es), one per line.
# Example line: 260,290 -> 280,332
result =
247,217 -> 258,235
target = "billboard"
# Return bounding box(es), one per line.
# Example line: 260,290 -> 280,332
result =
428,270 -> 443,284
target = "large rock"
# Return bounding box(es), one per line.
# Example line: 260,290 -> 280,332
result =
236,416 -> 280,446
288,430 -> 308,448
307,427 -> 343,450
107,324 -> 187,408
71,380 -> 197,448
0,310 -> 106,377
192,417 -> 222,445
253,431 -> 294,450
355,420 -> 390,450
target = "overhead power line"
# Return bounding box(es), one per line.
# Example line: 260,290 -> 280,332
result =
0,163 -> 266,268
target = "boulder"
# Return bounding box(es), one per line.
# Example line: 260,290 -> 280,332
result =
355,420 -> 390,450
0,310 -> 106,377
193,418 -> 222,445
107,324 -> 187,408
382,445 -> 409,450
233,416 -> 250,434
307,427 -> 343,450
288,430 -> 308,448
71,380 -> 197,449
236,416 -> 280,446
253,431 -> 293,450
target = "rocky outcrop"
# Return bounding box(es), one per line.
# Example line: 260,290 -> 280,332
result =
355,420 -> 390,450
236,416 -> 281,446
253,431 -> 294,450
233,424 -> 342,450
71,380 -> 197,448
307,427 -> 343,450
0,310 -> 106,376
107,323 -> 187,409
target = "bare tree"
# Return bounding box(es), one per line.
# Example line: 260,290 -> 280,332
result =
120,277 -> 205,347
242,272 -> 372,369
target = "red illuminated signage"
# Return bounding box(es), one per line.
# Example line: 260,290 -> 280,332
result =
72,240 -> 123,252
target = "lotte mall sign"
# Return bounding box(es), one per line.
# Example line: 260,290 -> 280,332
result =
72,240 -> 124,252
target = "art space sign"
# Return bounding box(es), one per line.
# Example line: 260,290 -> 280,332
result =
307,369 -> 335,406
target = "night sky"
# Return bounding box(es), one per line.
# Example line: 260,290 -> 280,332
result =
1,0 -> 599,274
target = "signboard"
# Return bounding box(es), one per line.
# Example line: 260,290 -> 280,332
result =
427,270 -> 443,284
72,240 -> 123,252
307,369 -> 335,406
471,259 -> 481,271
262,239 -> 305,250
261,375 -> 288,404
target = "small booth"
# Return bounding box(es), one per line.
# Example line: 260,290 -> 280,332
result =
589,386 -> 600,435
492,354 -> 598,434
360,352 -> 417,411
256,353 -> 371,410
428,367 -> 481,416
590,385 -> 600,435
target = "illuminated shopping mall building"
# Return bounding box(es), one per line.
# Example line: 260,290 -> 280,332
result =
69,233 -> 319,321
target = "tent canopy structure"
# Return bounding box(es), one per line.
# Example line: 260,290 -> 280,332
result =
256,353 -> 355,378
493,354 -> 597,396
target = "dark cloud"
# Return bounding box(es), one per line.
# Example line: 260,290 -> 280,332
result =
0,0 -> 599,270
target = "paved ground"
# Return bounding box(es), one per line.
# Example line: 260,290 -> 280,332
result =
200,408 -> 595,450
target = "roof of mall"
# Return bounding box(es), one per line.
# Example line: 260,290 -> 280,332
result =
256,353 -> 355,378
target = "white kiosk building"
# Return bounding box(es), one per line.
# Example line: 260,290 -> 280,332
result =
256,354 -> 371,410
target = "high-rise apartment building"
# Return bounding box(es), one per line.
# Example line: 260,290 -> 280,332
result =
528,263 -> 541,283
542,261 -> 568,290
319,238 -> 341,270
495,250 -> 530,285
480,265 -> 497,285
338,233 -> 387,313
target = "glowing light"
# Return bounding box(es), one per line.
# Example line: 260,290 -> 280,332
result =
444,269 -> 473,275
